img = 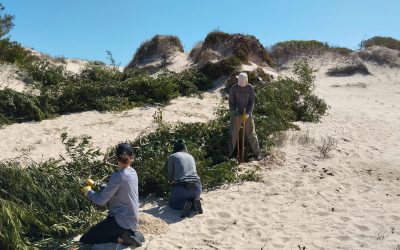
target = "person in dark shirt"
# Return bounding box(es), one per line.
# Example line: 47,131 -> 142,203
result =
228,72 -> 261,160
168,139 -> 203,217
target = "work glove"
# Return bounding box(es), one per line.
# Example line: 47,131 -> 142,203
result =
241,113 -> 249,122
85,178 -> 95,187
81,186 -> 92,198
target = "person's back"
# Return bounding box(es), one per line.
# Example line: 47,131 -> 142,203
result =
167,139 -> 203,217
106,167 -> 139,231
168,151 -> 199,183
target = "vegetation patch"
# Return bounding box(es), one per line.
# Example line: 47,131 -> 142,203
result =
193,31 -> 272,66
326,63 -> 371,77
362,36 -> 400,51
269,40 -> 352,67
126,35 -> 184,68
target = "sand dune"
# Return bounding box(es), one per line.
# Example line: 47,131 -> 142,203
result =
1,53 -> 400,249
134,61 -> 400,249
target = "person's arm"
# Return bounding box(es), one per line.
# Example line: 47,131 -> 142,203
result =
229,86 -> 236,113
88,173 -> 120,206
167,156 -> 175,182
247,86 -> 255,115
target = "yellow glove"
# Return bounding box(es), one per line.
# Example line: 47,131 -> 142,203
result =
85,178 -> 95,187
81,186 -> 92,197
241,114 -> 249,122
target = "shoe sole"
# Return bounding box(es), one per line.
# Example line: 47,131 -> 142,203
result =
193,199 -> 203,214
180,201 -> 192,218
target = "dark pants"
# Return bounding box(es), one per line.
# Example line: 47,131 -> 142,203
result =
80,216 -> 128,244
169,180 -> 202,210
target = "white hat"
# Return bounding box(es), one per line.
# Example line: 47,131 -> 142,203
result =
236,72 -> 248,87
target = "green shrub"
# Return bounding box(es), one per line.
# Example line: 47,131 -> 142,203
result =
362,36 -> 400,50
0,39 -> 34,65
200,57 -> 241,80
0,134 -> 110,249
0,89 -> 46,125
0,59 -> 214,125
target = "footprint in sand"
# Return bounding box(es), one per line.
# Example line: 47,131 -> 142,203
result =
340,216 -> 351,222
390,215 -> 400,221
217,212 -> 231,219
354,224 -> 370,231
317,211 -> 330,216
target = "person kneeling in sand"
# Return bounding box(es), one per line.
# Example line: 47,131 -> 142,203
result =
80,143 -> 145,247
168,139 -> 203,217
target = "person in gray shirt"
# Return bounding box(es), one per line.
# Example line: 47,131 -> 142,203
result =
80,143 -> 144,247
168,139 -> 203,217
228,72 -> 261,160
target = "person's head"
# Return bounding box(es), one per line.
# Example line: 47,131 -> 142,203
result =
236,72 -> 249,87
173,139 -> 187,153
115,143 -> 134,168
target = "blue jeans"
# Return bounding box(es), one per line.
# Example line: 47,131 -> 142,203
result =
169,180 -> 202,210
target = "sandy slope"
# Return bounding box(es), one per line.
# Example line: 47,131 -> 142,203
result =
134,62 -> 400,250
0,87 -> 222,162
1,54 -> 400,249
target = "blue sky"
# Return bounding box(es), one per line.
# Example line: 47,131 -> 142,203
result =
2,0 -> 400,66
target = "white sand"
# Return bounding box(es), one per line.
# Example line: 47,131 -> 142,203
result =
1,53 -> 400,249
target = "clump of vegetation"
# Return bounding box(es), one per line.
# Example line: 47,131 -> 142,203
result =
0,134 -> 110,249
193,31 -> 272,66
126,35 -> 184,68
362,36 -> 400,51
326,63 -> 371,76
200,57 -> 241,80
316,135 -> 337,158
0,59 -> 213,126
269,40 -> 352,67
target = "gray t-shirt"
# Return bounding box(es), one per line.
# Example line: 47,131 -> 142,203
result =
168,151 -> 200,183
88,167 -> 139,231
229,83 -> 255,115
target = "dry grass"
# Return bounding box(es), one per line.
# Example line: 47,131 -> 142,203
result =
316,135 -> 337,158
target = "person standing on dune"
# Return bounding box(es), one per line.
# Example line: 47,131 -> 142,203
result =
228,72 -> 261,161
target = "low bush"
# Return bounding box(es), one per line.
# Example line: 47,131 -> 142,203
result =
326,63 -> 371,76
0,89 -> 46,125
362,36 -> 400,51
0,59 -> 213,126
200,57 -> 241,80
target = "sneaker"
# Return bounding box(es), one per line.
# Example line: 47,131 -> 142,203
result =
119,230 -> 144,247
180,200 -> 193,218
193,199 -> 203,214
